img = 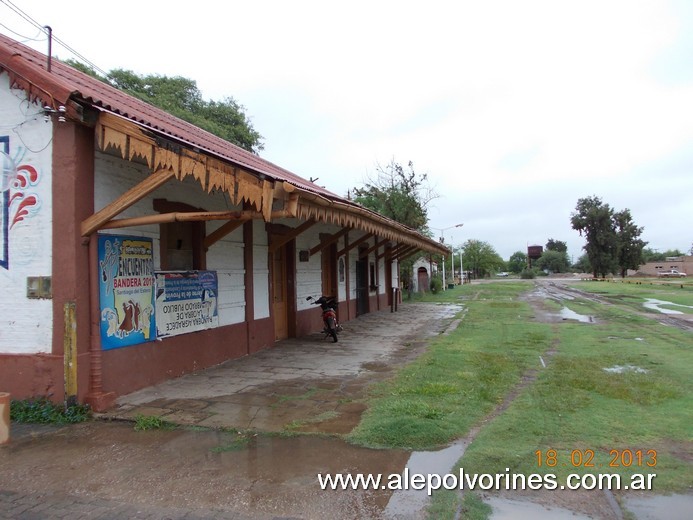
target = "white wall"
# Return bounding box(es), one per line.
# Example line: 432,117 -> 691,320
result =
252,219 -> 269,319
294,221 -> 333,312
0,74 -> 54,354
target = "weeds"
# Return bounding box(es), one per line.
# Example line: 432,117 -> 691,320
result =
10,398 -> 91,424
133,414 -> 175,431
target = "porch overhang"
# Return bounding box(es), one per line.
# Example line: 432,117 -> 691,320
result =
82,111 -> 449,257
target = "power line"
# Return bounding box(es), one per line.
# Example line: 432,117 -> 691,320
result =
0,0 -> 112,79
0,21 -> 44,42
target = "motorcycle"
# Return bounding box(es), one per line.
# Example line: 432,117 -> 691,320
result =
306,295 -> 341,342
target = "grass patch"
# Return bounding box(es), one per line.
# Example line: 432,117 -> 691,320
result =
10,398 -> 91,424
455,283 -> 692,493
348,280 -> 691,517
133,414 -> 175,431
427,491 -> 491,520
347,282 -> 549,450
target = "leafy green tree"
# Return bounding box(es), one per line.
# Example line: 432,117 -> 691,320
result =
461,240 -> 505,279
571,196 -> 618,278
352,159 -> 436,232
508,251 -> 527,273
613,209 -> 647,278
353,159 -> 438,295
539,239 -> 570,273
537,250 -> 570,273
571,196 -> 648,278
642,248 -> 684,262
641,248 -> 664,262
545,239 -> 568,253
62,60 -> 263,154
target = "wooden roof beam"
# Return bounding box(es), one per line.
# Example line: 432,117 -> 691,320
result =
81,167 -> 174,236
389,243 -> 409,258
309,228 -> 350,257
98,208 -> 295,232
392,245 -> 418,261
359,237 -> 389,259
204,219 -> 248,250
398,247 -> 422,262
269,219 -> 316,253
336,233 -> 373,257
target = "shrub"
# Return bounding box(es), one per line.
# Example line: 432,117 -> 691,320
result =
520,268 -> 536,279
430,276 -> 443,293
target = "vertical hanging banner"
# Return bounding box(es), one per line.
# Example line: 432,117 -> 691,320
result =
155,271 -> 219,338
98,235 -> 156,349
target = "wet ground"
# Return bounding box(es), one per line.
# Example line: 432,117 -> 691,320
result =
1,302 -> 461,519
1,281 -> 691,519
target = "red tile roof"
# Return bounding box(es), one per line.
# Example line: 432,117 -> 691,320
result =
0,32 -> 335,199
0,33 -> 449,255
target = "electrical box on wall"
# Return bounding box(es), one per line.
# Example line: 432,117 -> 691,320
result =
26,276 -> 52,299
299,250 -> 310,262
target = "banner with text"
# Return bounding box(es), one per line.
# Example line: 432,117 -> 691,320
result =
98,235 -> 156,349
155,270 -> 219,338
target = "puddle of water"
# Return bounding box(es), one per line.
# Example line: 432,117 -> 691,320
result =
623,493 -> 693,520
3,422 -> 410,519
558,307 -> 593,323
383,440 -> 468,518
642,298 -> 693,315
603,365 -> 648,374
486,496 -> 592,519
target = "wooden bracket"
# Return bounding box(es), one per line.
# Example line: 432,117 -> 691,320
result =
337,233 -> 373,257
80,167 -> 175,236
269,219 -> 316,253
309,228 -> 350,257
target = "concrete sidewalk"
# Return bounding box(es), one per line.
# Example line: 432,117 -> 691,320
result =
102,302 -> 462,434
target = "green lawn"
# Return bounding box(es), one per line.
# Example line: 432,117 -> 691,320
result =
347,281 -> 692,519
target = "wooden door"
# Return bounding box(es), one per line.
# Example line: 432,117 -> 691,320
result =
355,258 -> 369,316
272,245 -> 288,341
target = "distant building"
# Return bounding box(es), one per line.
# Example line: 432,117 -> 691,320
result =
411,257 -> 438,292
632,256 -> 692,277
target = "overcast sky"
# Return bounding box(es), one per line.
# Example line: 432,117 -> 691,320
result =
2,0 -> 691,260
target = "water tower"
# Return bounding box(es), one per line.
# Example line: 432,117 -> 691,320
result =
527,245 -> 543,268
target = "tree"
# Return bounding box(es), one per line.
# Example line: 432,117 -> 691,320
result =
537,250 -> 570,273
352,159 -> 437,232
570,196 -> 618,278
613,209 -> 647,278
461,240 -> 505,279
352,159 -> 438,295
545,239 -> 568,253
571,196 -> 647,278
63,60 -> 263,154
539,239 -> 570,273
508,251 -> 527,274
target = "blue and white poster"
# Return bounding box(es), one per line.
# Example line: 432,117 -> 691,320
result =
155,270 -> 218,338
98,234 -> 156,349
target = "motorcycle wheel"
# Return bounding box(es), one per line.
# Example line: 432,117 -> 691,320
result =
326,317 -> 338,343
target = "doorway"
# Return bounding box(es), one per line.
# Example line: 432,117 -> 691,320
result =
417,267 -> 429,293
270,245 -> 289,341
355,257 -> 369,316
